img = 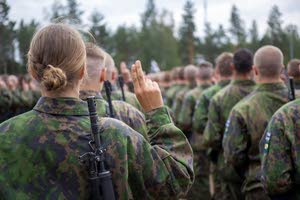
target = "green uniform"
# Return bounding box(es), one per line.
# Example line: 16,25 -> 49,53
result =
260,99 -> 300,199
178,83 -> 211,200
294,79 -> 300,98
0,97 -> 194,199
192,80 -> 231,135
80,90 -> 148,140
223,83 -> 289,200
172,83 -> 196,126
0,88 -> 12,122
191,80 -> 230,200
203,79 -> 255,200
165,84 -> 184,108
102,85 -> 143,112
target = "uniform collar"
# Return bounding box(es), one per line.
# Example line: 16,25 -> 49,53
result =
218,80 -> 231,87
294,79 -> 300,89
33,96 -> 89,116
231,79 -> 255,86
79,90 -> 103,100
255,82 -> 286,92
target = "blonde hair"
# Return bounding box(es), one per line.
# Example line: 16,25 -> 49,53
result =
184,65 -> 197,82
85,43 -> 106,82
28,23 -> 86,91
104,52 -> 116,81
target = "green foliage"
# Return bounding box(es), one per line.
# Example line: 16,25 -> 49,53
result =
1,1 -> 300,75
16,20 -> 39,66
229,5 -> 246,46
179,0 -> 196,64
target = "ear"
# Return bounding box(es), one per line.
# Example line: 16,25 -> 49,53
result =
253,65 -> 258,76
112,70 -> 116,81
28,67 -> 38,81
99,68 -> 107,83
79,66 -> 85,80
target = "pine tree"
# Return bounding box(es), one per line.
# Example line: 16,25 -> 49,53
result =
89,11 -> 110,48
17,19 -> 39,67
248,20 -> 259,51
66,0 -> 83,24
229,5 -> 246,45
179,0 -> 196,64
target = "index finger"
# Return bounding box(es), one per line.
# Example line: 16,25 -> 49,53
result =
136,60 -> 146,88
131,63 -> 140,91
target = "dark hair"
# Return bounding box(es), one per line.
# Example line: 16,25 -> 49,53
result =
233,48 -> 253,74
215,52 -> 233,77
287,59 -> 300,79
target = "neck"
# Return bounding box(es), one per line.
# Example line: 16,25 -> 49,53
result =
233,73 -> 252,80
219,76 -> 231,82
80,83 -> 102,92
255,76 -> 282,84
42,86 -> 80,98
197,80 -> 211,85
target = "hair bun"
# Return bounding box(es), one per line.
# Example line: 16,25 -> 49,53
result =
41,65 -> 67,91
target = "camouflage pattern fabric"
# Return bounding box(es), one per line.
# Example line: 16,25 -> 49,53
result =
260,99 -> 300,199
80,90 -> 148,140
294,79 -> 300,98
177,84 -> 211,199
165,84 -> 185,108
0,88 -> 12,123
192,80 -> 231,135
178,83 -> 211,135
223,82 -> 289,199
0,97 -> 194,199
203,79 -> 255,200
102,85 -> 143,112
172,83 -> 196,126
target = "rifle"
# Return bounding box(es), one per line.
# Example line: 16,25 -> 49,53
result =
104,80 -> 115,118
289,76 -> 296,101
118,75 -> 126,102
79,96 -> 116,200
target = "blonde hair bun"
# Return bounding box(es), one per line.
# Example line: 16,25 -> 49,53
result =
41,65 -> 67,91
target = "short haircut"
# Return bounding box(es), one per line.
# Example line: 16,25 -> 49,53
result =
233,48 -> 253,74
184,65 -> 197,82
254,45 -> 283,78
104,52 -> 117,81
171,67 -> 180,80
215,52 -> 233,77
197,61 -> 213,80
287,59 -> 300,79
178,67 -> 185,80
85,43 -> 105,82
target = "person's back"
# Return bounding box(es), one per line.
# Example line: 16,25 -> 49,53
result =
287,59 -> 300,98
260,99 -> 300,199
223,45 -> 289,200
79,44 -> 148,138
0,24 -> 194,199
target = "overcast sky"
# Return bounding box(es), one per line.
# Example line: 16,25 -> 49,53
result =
7,0 -> 300,37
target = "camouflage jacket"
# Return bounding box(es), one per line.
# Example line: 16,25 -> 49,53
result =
102,85 -> 143,112
203,79 -> 255,150
178,84 -> 211,133
0,88 -> 12,123
172,83 -> 196,125
192,80 -> 231,134
165,84 -> 184,108
294,79 -> 300,98
80,90 -> 148,140
223,82 -> 289,191
260,99 -> 300,198
0,97 -> 194,200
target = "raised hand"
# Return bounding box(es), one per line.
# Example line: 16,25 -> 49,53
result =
131,60 -> 163,112
120,62 -> 131,83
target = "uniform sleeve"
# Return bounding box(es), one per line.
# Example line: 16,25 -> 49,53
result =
130,106 -> 194,198
260,112 -> 293,196
178,94 -> 194,132
203,97 -> 222,150
223,109 -> 249,169
192,94 -> 209,134
112,101 -> 148,141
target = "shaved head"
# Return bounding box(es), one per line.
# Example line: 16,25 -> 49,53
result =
184,65 -> 197,82
197,61 -> 213,81
287,59 -> 300,79
254,45 -> 283,78
104,52 -> 117,81
85,43 -> 106,83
